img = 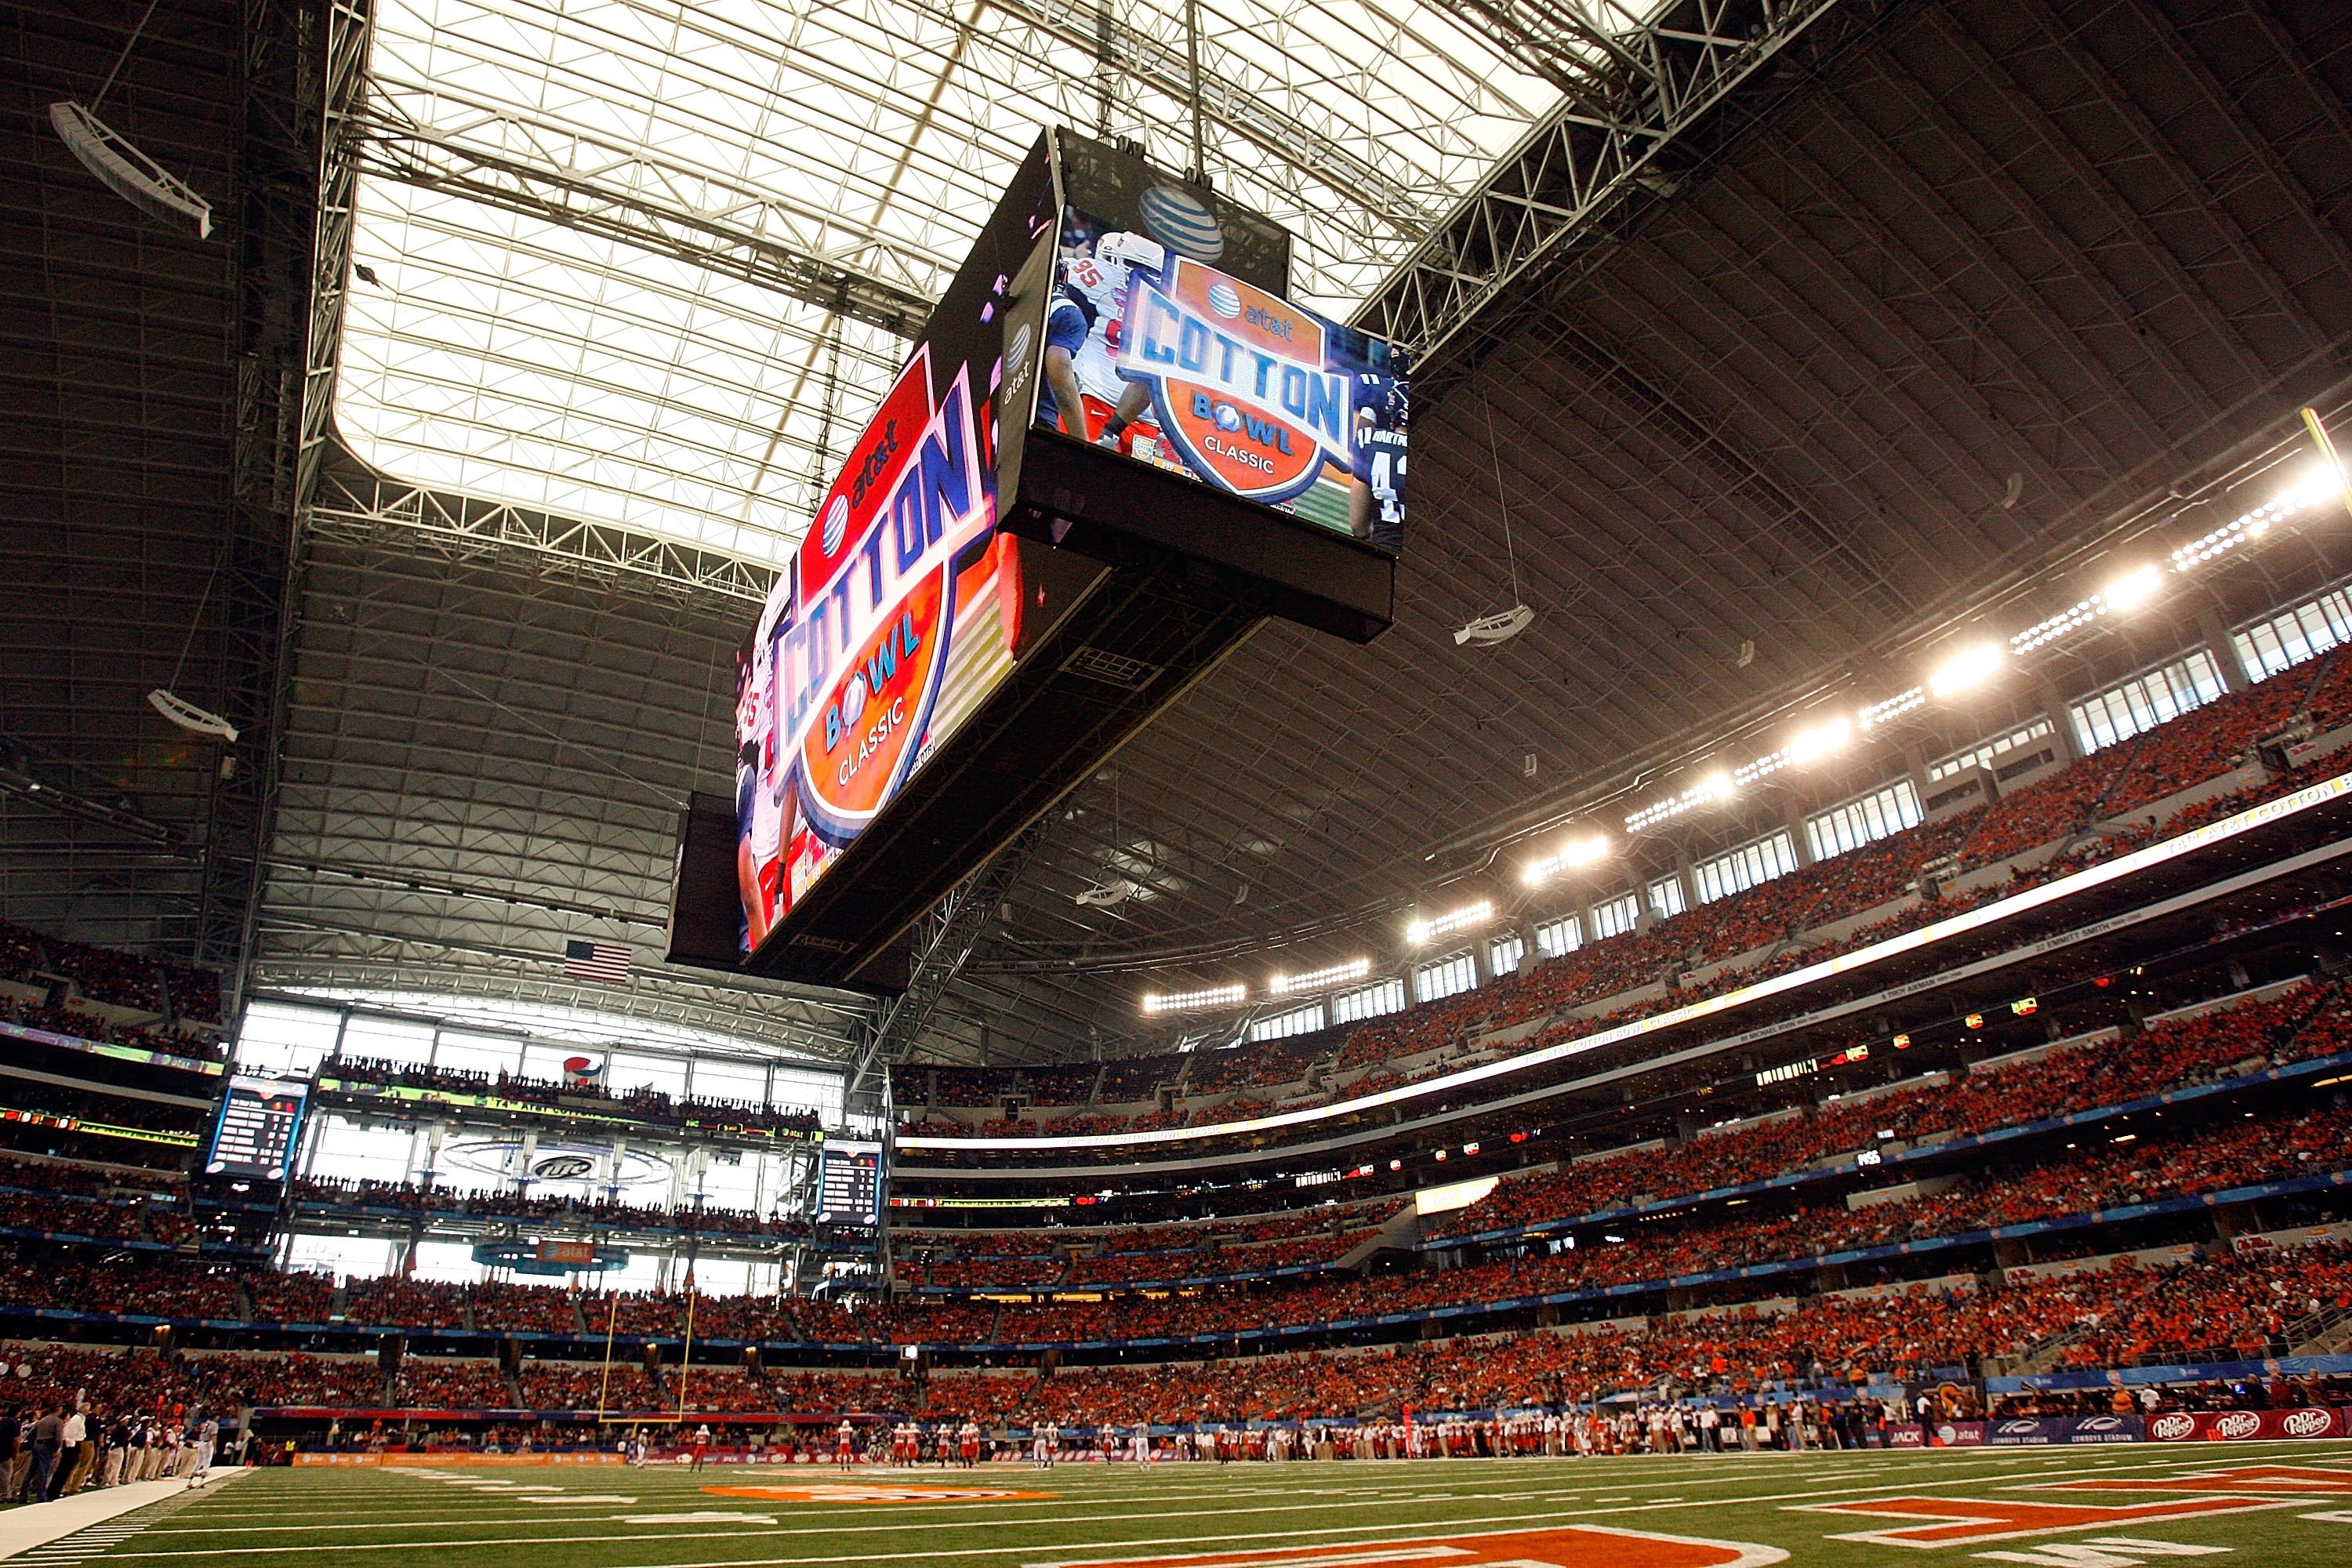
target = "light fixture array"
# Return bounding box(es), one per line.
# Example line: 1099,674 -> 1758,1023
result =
1610,457 -> 2343,836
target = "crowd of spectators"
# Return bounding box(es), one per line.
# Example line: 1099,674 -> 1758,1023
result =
393,1357 -> 514,1408
324,1058 -> 826,1138
0,1340 -> 200,1413
914,1063 -> 1105,1109
0,1247 -> 244,1320
0,996 -> 223,1062
467,1279 -> 586,1335
0,1155 -> 188,1244
241,1272 -> 335,1323
921,1226 -> 1377,1290
907,1201 -> 1404,1290
2051,1241 -> 2352,1368
895,655 -> 2352,1149
196,1352 -> 386,1408
905,1091 -> 2352,1346
344,1276 -> 469,1330
289,1176 -> 808,1243
515,1359 -> 661,1410
1454,981 -> 2339,1238
910,1245 -> 2352,1424
0,921 -> 221,1022
47,1263 -> 2312,1424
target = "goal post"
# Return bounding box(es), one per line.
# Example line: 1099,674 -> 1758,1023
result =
593,1287 -> 696,1425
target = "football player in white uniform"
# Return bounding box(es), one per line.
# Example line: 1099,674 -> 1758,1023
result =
1039,216 -> 1165,452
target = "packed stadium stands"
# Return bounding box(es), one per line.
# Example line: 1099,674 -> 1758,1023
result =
0,920 -> 222,1022
891,670 -> 2352,1149
7,575 -> 2352,1445
321,1059 -> 826,1137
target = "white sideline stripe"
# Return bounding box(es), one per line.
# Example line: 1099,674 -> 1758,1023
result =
0,1470 -> 249,1561
127,1446 -> 2350,1555
77,1452 -> 2289,1559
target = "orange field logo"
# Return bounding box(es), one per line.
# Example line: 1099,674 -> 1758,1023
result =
701,1483 -> 1054,1505
1033,1523 -> 1784,1568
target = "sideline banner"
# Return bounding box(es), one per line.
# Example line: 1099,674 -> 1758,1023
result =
2147,1407 -> 2351,1442
1985,1414 -> 2143,1445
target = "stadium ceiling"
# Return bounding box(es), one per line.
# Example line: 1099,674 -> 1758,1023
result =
13,0 -> 2352,1076
245,0 -> 1685,1058
333,0 -> 1573,564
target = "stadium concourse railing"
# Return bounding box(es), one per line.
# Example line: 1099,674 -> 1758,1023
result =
893,762 -> 2352,1167
0,1019 -> 223,1077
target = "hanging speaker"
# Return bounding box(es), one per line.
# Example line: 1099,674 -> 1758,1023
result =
147,688 -> 238,742
50,103 -> 212,238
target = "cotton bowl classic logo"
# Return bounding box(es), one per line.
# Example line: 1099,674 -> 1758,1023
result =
775,347 -> 985,848
1120,256 -> 1349,503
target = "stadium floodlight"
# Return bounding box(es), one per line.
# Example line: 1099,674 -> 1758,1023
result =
49,103 -> 212,239
1787,716 -> 1850,764
1624,769 -> 1740,833
1141,983 -> 1246,1015
2280,462 -> 2350,517
2302,408 -> 2352,520
1859,687 -> 1925,728
1928,643 -> 2004,698
1523,834 -> 1608,884
1408,898 -> 1493,945
1269,957 -> 1371,996
2101,565 -> 2161,612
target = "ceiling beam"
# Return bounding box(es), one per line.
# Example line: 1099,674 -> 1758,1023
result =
975,0 -> 1431,227
1355,0 -> 1874,397
349,103 -> 938,340
308,448 -> 780,606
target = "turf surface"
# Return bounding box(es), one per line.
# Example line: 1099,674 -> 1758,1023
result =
55,1442 -> 2352,1567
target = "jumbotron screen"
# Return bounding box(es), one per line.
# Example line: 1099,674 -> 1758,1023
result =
1030,194 -> 1408,553
725,128 -> 1403,968
731,139 -> 1060,956
205,1073 -> 308,1181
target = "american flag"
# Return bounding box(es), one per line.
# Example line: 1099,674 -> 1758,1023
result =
563,940 -> 632,984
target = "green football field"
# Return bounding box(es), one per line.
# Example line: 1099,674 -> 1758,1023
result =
67,1443 -> 2352,1568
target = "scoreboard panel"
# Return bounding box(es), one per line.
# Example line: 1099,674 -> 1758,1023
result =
205,1074 -> 309,1181
815,1138 -> 883,1232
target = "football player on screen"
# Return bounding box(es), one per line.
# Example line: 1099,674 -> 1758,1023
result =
1036,212 -> 1163,449
733,651 -> 775,952
1348,368 -> 1409,553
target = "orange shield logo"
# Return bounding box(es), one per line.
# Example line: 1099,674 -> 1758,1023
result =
1120,258 -> 1348,503
799,563 -> 947,841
